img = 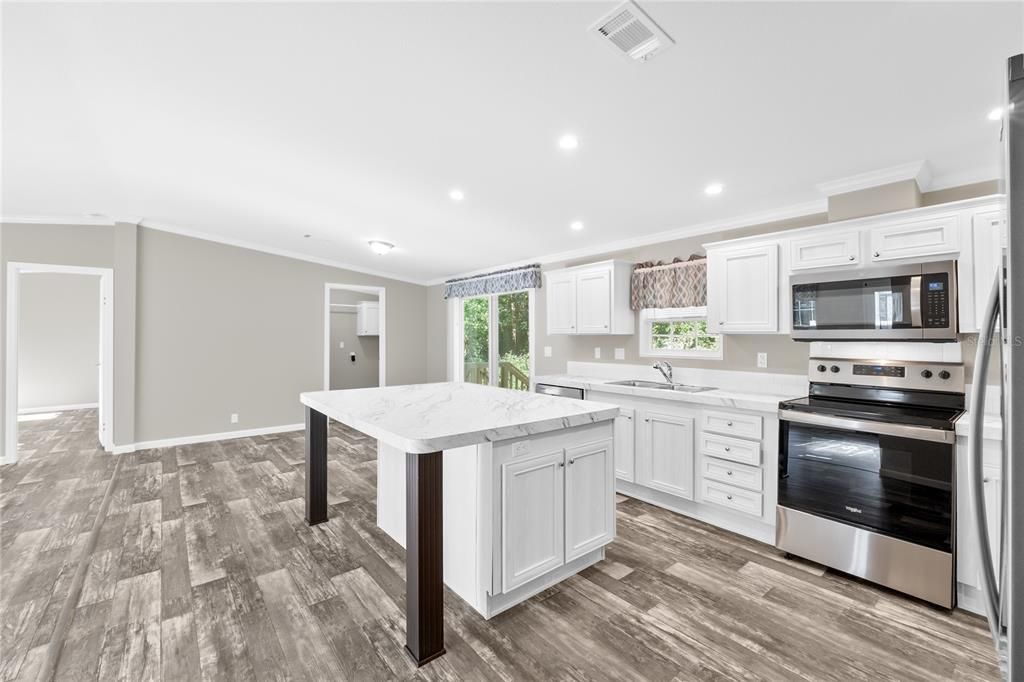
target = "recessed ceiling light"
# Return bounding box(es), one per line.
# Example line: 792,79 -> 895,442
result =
988,107 -> 1004,121
449,188 -> 465,201
570,220 -> 585,231
558,134 -> 579,151
368,240 -> 395,255
704,182 -> 725,196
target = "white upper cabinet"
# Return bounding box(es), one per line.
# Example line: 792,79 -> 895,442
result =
790,231 -> 860,270
869,212 -> 960,262
960,209 -> 1006,332
575,267 -> 613,334
544,260 -> 634,335
707,243 -> 779,333
545,271 -> 577,334
356,301 -> 380,336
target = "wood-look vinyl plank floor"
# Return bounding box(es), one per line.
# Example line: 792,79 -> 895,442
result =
0,408 -> 1000,681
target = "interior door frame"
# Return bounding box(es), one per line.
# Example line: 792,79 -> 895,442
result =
4,262 -> 114,463
322,283 -> 386,391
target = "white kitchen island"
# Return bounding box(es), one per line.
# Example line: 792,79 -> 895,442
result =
299,382 -> 620,666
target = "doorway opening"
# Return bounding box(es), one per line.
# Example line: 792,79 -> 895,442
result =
323,283 -> 386,391
4,263 -> 114,463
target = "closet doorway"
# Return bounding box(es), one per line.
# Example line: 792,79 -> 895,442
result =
322,284 -> 386,391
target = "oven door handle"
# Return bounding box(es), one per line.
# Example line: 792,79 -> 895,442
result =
777,409 -> 956,444
910,275 -> 922,328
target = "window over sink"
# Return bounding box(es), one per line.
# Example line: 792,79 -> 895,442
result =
639,307 -> 722,360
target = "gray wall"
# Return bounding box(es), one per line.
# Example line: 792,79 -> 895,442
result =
17,273 -> 100,410
329,289 -> 379,390
1,222 -> 430,449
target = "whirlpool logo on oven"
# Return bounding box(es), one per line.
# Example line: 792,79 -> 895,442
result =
844,505 -> 863,514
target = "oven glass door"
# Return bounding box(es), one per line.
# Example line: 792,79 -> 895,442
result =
778,419 -> 953,552
792,274 -> 919,331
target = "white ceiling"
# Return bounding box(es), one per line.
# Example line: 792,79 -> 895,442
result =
2,2 -> 1020,284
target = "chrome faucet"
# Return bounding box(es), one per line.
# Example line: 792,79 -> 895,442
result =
653,361 -> 673,384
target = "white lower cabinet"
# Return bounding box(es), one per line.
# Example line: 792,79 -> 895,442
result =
955,432 -> 1003,614
638,410 -> 695,500
501,450 -> 566,592
589,391 -> 778,544
500,434 -> 615,593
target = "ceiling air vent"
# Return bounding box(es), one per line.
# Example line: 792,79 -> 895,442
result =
589,1 -> 674,63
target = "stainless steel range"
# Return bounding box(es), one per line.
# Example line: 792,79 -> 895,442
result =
776,358 -> 965,607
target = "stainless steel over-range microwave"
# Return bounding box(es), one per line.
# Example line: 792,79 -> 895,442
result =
790,261 -> 957,341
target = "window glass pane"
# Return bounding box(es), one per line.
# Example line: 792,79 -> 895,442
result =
497,291 -> 530,391
463,297 -> 489,385
645,316 -> 720,356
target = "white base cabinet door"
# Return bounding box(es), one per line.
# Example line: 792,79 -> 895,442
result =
565,439 -> 615,561
613,408 -> 636,482
501,451 -> 565,593
638,410 -> 695,500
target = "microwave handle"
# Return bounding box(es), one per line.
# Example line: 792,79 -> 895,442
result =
910,275 -> 922,328
967,271 -> 1001,644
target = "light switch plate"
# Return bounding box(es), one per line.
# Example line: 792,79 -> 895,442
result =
757,352 -> 768,368
594,347 -> 601,359
543,345 -> 552,358
339,341 -> 345,349
614,348 -> 625,360
230,413 -> 239,424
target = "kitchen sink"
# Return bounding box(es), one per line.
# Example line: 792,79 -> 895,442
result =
606,380 -> 716,393
607,379 -> 674,389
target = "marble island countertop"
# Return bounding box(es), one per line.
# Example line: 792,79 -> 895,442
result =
534,374 -> 805,413
300,382 -> 621,454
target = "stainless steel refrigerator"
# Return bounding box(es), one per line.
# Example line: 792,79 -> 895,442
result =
968,53 -> 1023,680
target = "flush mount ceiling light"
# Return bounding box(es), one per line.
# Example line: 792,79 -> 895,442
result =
704,182 -> 725,196
570,220 -> 585,231
368,240 -> 395,255
449,188 -> 465,201
988,107 -> 1004,121
558,134 -> 580,151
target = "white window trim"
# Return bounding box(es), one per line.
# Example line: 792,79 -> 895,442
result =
448,289 -> 535,388
638,306 -> 723,360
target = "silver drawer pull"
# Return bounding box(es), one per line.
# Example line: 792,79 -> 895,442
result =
726,495 -> 734,500
726,471 -> 733,476
848,255 -> 855,261
724,446 -> 731,452
726,421 -> 733,426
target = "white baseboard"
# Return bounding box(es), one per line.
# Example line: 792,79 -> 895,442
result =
18,402 -> 99,415
112,422 -> 304,454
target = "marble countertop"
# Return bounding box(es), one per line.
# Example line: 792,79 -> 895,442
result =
300,382 -> 621,454
534,374 -> 803,413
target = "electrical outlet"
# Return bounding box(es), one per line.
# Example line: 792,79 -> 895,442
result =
594,347 -> 601,359
543,345 -> 552,358
230,413 -> 239,424
614,348 -> 625,360
338,341 -> 345,349
757,352 -> 768,368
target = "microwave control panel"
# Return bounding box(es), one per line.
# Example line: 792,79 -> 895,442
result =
921,274 -> 950,328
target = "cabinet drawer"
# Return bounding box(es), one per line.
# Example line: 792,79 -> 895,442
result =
701,480 -> 763,517
790,231 -> 861,270
699,433 -> 761,466
869,213 -> 960,262
700,410 -> 763,440
701,457 -> 762,492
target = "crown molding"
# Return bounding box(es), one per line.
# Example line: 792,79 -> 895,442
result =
425,198 -> 828,286
0,214 -> 116,226
816,160 -> 932,197
927,165 -> 1003,193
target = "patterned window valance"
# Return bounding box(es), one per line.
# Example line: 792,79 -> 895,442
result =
630,256 -> 707,310
443,264 -> 542,299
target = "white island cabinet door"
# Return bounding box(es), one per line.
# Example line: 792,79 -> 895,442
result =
613,408 -> 636,482
707,243 -> 779,333
565,439 -> 615,561
501,450 -> 566,593
546,272 -> 577,334
638,411 -> 695,500
575,267 -> 612,334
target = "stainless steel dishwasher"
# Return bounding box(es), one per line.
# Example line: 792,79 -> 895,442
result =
534,383 -> 585,400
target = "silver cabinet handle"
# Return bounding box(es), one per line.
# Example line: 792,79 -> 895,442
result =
644,418 -> 650,423
726,495 -> 733,500
726,471 -> 733,476
873,251 -> 880,257
568,458 -> 576,465
726,421 -> 733,426
848,255 -> 855,261
724,446 -> 731,452
559,462 -> 565,468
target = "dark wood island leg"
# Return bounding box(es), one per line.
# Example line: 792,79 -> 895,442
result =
405,450 -> 445,666
305,406 -> 329,525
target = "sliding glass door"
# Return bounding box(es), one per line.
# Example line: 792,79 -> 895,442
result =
461,291 -> 531,391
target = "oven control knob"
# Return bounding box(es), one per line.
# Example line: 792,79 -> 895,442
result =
938,370 -> 951,380
921,369 -> 933,379
817,364 -> 827,373
829,365 -> 840,373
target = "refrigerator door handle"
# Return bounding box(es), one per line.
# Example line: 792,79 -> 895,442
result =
968,272 -> 1002,643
